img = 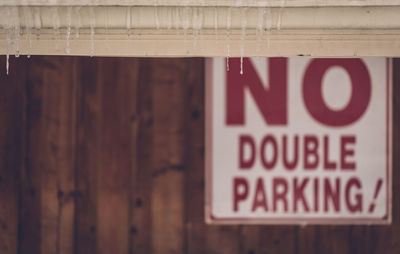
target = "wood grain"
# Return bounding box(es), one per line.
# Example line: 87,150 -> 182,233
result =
0,56 -> 397,254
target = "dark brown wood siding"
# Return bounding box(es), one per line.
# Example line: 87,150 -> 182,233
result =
0,56 -> 398,254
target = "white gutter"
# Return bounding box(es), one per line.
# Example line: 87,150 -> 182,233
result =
1,3 -> 400,57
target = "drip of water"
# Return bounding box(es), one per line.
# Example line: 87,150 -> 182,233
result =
226,7 -> 231,72
256,8 -> 264,53
66,7 -> 72,54
10,7 -> 21,57
277,0 -> 286,30
23,7 -> 33,55
126,6 -> 132,36
75,7 -> 81,39
214,7 -> 218,41
6,12 -> 11,75
240,8 -> 247,75
183,7 -> 190,45
34,7 -> 41,39
154,1 -> 160,30
265,8 -> 272,48
89,7 -> 95,57
52,7 -> 60,50
192,8 -> 203,48
240,46 -> 244,75
167,8 -> 172,30
174,8 -> 180,34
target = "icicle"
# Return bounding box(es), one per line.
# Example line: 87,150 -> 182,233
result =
183,7 -> 190,45
89,7 -> 95,57
52,7 -> 60,50
154,0 -> 160,30
256,8 -> 264,53
240,46 -> 244,75
126,6 -> 132,36
5,8 -> 12,75
240,8 -> 247,75
192,8 -> 203,48
167,8 -> 172,30
66,7 -> 72,54
174,8 -> 180,34
277,0 -> 286,31
12,7 -> 21,58
265,8 -> 272,48
23,7 -> 33,55
226,7 -> 231,72
75,7 -> 81,39
214,7 -> 218,41
33,7 -> 41,39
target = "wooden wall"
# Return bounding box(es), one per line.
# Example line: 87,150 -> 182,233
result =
0,56 -> 398,254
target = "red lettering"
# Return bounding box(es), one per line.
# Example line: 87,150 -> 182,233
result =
341,136 -> 356,170
226,58 -> 287,126
302,59 -> 371,126
324,136 -> 337,170
345,177 -> 363,212
239,135 -> 256,169
260,135 -> 278,170
233,177 -> 249,212
252,178 -> 268,212
273,178 -> 288,212
282,135 -> 299,170
293,178 -> 310,212
304,135 -> 319,170
324,178 -> 340,212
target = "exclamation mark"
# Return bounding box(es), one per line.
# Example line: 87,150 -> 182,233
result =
368,179 -> 383,213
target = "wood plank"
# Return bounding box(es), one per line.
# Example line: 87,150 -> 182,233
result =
129,58 -> 153,254
74,57 -> 101,254
185,58 -> 207,254
39,56 -> 77,254
0,56 -> 25,254
259,226 -> 296,254
150,58 -> 186,254
97,58 -> 134,254
19,56 -> 45,254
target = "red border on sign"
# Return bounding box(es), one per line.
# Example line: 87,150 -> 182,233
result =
205,58 -> 392,225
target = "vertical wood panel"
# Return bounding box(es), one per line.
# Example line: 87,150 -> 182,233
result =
74,58 -> 100,254
0,57 -> 24,254
151,59 -> 186,254
40,56 -> 77,254
19,56 -> 44,254
97,58 -> 136,254
185,59 -> 206,254
130,59 -> 153,254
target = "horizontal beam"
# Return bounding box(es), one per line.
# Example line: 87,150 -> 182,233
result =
1,0 -> 400,7
2,32 -> 400,57
1,6 -> 400,57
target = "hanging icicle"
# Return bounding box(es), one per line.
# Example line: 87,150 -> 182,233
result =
226,7 -> 232,72
23,7 -> 33,56
256,8 -> 264,53
183,7 -> 190,45
126,6 -> 132,36
11,7 -> 21,58
52,7 -> 60,50
240,8 -> 247,75
214,7 -> 218,41
33,7 -> 41,39
277,0 -> 286,30
75,7 -> 81,39
66,7 -> 72,54
89,7 -> 95,57
265,8 -> 272,48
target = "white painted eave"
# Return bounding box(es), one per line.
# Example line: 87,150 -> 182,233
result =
1,3 -> 400,57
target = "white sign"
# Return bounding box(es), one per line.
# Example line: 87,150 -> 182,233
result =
206,58 -> 392,224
